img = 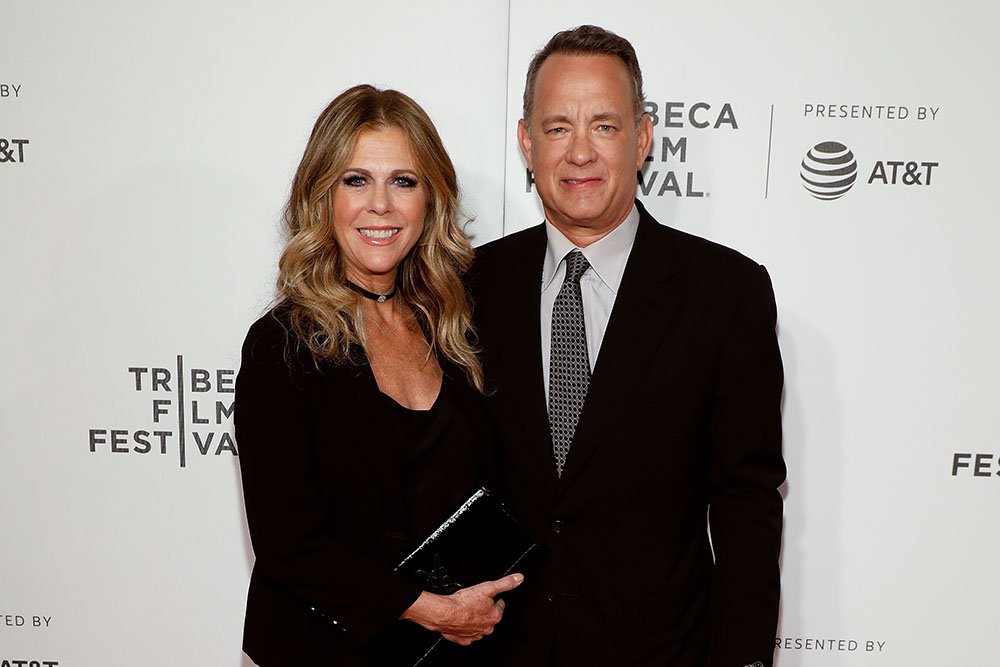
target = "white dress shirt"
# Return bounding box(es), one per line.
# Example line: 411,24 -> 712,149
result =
541,204 -> 640,403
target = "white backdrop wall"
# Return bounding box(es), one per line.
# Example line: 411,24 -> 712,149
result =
2,1 -> 998,665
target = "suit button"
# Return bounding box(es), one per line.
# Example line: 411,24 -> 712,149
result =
545,593 -> 554,603
551,520 -> 566,533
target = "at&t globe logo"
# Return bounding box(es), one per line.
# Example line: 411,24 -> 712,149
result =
800,141 -> 858,200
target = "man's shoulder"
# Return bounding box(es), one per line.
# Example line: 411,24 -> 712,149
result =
639,206 -> 763,278
664,223 -> 760,269
475,224 -> 546,261
470,224 -> 546,288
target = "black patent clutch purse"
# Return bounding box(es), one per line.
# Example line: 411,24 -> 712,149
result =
393,487 -> 538,665
396,487 -> 537,594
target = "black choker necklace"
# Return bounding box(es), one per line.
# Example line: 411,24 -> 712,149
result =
346,280 -> 397,303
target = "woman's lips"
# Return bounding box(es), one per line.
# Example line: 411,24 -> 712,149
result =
357,227 -> 402,246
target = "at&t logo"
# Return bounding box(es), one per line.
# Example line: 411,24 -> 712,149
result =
801,140 -> 939,200
868,160 -> 937,185
0,138 -> 29,164
800,141 -> 858,200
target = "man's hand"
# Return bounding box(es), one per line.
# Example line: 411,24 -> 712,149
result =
400,573 -> 524,645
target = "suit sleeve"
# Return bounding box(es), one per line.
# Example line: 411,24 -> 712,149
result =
235,316 -> 422,645
706,265 -> 785,667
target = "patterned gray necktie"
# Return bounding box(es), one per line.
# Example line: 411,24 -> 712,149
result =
548,249 -> 592,477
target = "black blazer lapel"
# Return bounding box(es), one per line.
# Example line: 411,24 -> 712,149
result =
556,206 -> 684,497
492,225 -> 560,482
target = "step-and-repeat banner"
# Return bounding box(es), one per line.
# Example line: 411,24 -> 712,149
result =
2,1 -> 997,665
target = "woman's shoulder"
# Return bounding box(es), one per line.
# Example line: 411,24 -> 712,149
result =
241,307 -> 295,364
241,305 -> 363,381
240,306 -> 325,380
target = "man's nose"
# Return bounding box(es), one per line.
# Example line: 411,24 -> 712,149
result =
565,132 -> 596,166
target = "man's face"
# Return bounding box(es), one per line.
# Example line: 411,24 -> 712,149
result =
519,53 -> 652,244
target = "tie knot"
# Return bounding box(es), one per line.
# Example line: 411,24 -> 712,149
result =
563,249 -> 591,284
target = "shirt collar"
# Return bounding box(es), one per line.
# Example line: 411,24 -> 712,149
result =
541,204 -> 640,293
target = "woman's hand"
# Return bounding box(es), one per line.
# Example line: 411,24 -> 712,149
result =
400,573 -> 524,645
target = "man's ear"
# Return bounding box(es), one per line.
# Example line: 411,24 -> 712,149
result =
635,113 -> 653,170
517,118 -> 534,171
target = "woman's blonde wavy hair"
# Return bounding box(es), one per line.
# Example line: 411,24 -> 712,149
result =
276,84 -> 483,391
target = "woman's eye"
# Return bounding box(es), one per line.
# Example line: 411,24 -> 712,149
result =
342,174 -> 367,187
394,176 -> 419,188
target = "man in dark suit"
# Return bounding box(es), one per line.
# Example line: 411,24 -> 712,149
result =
473,25 -> 785,667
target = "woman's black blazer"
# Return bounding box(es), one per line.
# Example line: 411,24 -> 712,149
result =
234,310 -> 490,665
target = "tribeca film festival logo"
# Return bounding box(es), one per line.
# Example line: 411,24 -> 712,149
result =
951,453 -> 1000,478
800,140 -> 938,200
524,100 -> 738,198
88,355 -> 237,468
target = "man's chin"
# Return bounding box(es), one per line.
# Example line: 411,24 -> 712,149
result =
547,202 -> 627,232
547,215 -> 627,247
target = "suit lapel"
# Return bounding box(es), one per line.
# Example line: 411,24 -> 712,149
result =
555,207 -> 684,498
494,226 -> 560,482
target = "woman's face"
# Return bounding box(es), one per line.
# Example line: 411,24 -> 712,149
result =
331,126 -> 427,289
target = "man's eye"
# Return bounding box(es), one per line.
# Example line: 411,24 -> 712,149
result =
597,124 -> 615,132
342,174 -> 367,187
394,176 -> 419,188
547,127 -> 567,134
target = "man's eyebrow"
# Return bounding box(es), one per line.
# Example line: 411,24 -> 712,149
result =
592,112 -> 624,123
540,114 -> 572,125
539,112 -> 625,125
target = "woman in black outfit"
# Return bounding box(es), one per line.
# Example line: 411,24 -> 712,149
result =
235,84 -> 521,666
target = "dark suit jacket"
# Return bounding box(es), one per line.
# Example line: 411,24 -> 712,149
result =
471,201 -> 785,667
235,310 -> 490,666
